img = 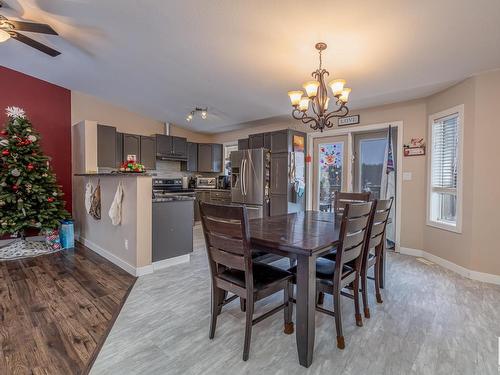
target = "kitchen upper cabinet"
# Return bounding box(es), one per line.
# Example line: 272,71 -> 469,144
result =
271,130 -> 289,153
186,142 -> 198,171
172,136 -> 187,158
140,136 -> 156,169
238,138 -> 249,150
156,135 -> 187,160
212,143 -> 223,172
197,143 -> 212,172
115,132 -> 123,167
197,143 -> 223,172
97,124 -> 117,168
249,133 -> 264,149
123,133 -> 141,161
263,133 -> 271,149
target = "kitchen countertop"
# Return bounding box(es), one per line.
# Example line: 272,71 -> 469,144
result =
75,173 -> 152,177
194,188 -> 231,192
152,196 -> 196,203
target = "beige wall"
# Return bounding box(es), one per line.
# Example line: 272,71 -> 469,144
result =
71,90 -> 211,142
470,70 -> 500,275
73,175 -> 152,272
425,78 -> 476,269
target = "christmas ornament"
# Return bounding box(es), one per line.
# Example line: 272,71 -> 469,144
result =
0,200 -> 4,206
27,163 -> 34,171
11,168 -> 20,177
52,192 -> 57,196
5,106 -> 26,119
26,128 -> 32,133
12,184 -> 19,191
0,182 -> 6,187
0,139 -> 8,146
0,130 -> 7,136
27,135 -> 37,142
2,149 -> 9,156
47,197 -> 54,202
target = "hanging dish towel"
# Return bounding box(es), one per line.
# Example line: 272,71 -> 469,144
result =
89,180 -> 101,220
108,181 -> 124,226
85,182 -> 93,214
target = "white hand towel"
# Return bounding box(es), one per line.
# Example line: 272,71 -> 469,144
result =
108,182 -> 124,226
85,182 -> 93,214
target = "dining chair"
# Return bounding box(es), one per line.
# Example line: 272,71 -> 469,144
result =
289,201 -> 373,349
316,191 -> 372,305
360,198 -> 393,318
199,202 -> 294,361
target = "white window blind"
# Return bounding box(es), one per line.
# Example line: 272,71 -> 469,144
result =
431,114 -> 458,191
428,107 -> 462,232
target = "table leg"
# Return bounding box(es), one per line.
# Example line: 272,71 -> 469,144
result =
295,255 -> 315,367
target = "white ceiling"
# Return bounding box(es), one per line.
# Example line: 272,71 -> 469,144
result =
2,0 -> 500,133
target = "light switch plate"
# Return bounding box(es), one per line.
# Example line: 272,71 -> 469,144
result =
403,172 -> 412,181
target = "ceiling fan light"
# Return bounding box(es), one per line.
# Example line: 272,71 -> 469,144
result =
0,30 -> 11,43
298,96 -> 310,111
201,110 -> 207,119
339,88 -> 351,103
302,81 -> 320,98
288,90 -> 303,106
328,79 -> 346,96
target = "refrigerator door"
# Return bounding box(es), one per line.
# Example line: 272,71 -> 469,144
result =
244,149 -> 264,206
231,150 -> 245,204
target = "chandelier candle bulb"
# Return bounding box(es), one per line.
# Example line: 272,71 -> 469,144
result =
303,81 -> 320,98
339,88 -> 351,103
299,97 -> 310,111
324,97 -> 330,110
329,79 -> 346,96
288,91 -> 303,106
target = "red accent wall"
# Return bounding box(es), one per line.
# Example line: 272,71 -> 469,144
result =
0,66 -> 72,212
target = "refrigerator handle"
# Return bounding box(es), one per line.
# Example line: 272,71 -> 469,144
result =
242,158 -> 247,196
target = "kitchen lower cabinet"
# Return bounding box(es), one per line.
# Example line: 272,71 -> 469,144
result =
152,200 -> 194,262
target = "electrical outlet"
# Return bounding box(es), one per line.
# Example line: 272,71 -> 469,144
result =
124,239 -> 129,249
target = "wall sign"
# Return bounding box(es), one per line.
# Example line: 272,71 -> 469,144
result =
338,114 -> 360,126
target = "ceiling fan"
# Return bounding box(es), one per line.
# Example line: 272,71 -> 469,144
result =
0,4 -> 60,57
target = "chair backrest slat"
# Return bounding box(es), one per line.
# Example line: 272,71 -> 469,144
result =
334,191 -> 371,214
210,246 -> 246,270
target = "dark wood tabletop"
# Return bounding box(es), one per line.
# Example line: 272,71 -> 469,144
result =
249,210 -> 341,256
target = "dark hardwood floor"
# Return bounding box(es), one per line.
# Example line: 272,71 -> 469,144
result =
0,242 -> 136,375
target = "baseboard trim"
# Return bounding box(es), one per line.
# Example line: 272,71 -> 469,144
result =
153,254 -> 191,271
77,237 -> 154,277
399,247 -> 500,286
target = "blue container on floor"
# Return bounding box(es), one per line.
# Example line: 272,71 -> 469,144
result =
60,220 -> 75,249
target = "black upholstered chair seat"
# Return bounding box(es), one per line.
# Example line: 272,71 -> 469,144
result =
289,258 -> 354,280
218,262 -> 292,289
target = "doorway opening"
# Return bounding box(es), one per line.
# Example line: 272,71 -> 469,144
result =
308,122 -> 401,251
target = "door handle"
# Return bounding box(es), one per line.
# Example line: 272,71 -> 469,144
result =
242,159 -> 247,196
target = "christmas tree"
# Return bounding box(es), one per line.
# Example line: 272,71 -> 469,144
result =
0,106 -> 69,238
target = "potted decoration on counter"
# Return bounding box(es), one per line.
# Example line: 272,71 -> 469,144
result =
119,155 -> 146,173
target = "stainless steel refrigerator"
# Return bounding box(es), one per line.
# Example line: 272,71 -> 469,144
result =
230,148 -> 269,219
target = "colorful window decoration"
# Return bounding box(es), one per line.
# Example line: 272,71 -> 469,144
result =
318,142 -> 343,210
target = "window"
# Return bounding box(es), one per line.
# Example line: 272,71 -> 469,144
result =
224,143 -> 238,175
427,105 -> 463,232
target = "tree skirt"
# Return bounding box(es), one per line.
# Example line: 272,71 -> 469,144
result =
0,240 -> 61,260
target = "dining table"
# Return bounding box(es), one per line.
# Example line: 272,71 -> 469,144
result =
249,210 -> 386,368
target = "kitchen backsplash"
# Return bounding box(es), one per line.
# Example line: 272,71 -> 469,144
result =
151,160 -> 221,179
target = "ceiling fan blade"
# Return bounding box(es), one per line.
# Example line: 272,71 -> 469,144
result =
5,20 -> 58,35
10,32 -> 61,57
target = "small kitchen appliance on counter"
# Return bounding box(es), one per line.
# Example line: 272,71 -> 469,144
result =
196,177 -> 217,189
217,175 -> 230,190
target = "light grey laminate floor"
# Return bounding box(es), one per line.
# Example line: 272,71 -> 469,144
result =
90,225 -> 500,375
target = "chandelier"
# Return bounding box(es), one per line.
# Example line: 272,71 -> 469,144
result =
287,42 -> 351,132
186,107 -> 208,122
